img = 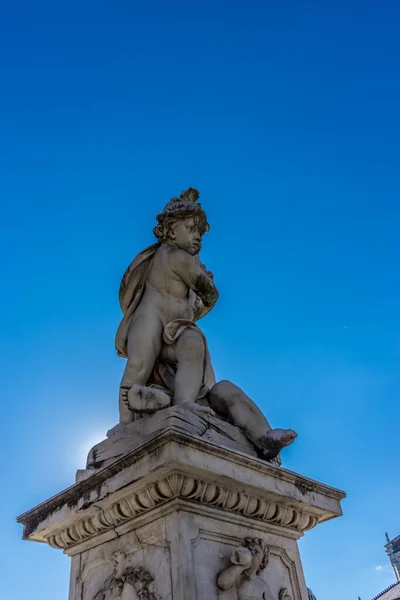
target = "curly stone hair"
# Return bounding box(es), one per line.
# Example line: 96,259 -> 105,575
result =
153,187 -> 210,242
243,537 -> 270,575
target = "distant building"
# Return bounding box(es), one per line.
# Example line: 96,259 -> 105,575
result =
370,581 -> 400,600
365,534 -> 400,600
386,533 -> 400,582
309,534 -> 400,600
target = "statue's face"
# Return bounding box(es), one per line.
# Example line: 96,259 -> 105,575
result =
171,217 -> 202,255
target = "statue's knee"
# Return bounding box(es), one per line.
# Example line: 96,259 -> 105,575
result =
212,380 -> 236,398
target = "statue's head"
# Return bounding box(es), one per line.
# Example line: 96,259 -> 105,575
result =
243,537 -> 269,576
153,188 -> 209,255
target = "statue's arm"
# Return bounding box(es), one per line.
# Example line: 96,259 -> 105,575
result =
172,249 -> 219,308
216,546 -> 252,591
216,564 -> 245,591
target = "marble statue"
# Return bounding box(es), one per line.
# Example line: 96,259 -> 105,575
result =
217,537 -> 292,600
18,194 -> 346,600
116,188 -> 297,461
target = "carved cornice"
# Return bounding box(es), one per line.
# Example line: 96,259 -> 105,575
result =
17,430 -> 345,547
46,472 -> 319,550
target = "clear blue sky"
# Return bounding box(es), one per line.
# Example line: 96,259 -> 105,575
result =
1,1 -> 399,599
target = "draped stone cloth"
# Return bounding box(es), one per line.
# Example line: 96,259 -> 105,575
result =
115,243 -> 216,399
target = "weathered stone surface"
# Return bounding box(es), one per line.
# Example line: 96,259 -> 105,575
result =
85,405 -> 267,472
18,427 -> 345,599
18,430 -> 345,549
72,511 -> 310,600
65,508 -> 309,600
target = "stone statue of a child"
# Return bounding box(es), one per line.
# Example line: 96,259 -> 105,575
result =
116,188 -> 297,460
116,188 -> 219,422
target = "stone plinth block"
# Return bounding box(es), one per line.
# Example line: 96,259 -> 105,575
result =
18,410 -> 345,600
85,405 -> 281,471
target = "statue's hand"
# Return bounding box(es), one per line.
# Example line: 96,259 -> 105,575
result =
195,255 -> 214,280
230,546 -> 252,568
186,403 -> 215,418
200,263 -> 214,280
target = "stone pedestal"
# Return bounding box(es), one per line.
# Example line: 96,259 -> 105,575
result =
18,408 -> 345,600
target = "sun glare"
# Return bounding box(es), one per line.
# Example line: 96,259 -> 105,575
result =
75,431 -> 107,468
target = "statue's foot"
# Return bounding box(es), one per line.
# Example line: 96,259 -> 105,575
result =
259,428 -> 297,460
121,383 -> 171,414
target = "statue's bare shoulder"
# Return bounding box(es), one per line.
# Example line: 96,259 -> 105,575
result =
152,243 -> 194,276
149,243 -> 218,308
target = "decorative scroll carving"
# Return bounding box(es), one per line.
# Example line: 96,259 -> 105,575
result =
216,537 -> 293,600
93,551 -> 159,600
46,473 -> 319,551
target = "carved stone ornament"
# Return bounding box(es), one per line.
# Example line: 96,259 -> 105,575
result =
93,551 -> 160,600
216,537 -> 292,600
46,473 -> 319,551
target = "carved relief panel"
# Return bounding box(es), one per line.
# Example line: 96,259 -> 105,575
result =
188,527 -> 300,600
216,537 -> 292,600
93,552 -> 159,600
73,519 -> 170,600
70,510 -> 305,600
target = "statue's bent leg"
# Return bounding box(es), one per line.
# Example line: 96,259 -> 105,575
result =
209,380 -> 297,459
209,380 -> 271,444
174,329 -> 205,405
119,316 -> 168,423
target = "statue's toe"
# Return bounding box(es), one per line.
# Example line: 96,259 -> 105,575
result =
119,386 -> 129,406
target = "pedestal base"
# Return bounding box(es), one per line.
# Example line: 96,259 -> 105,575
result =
18,413 -> 345,600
